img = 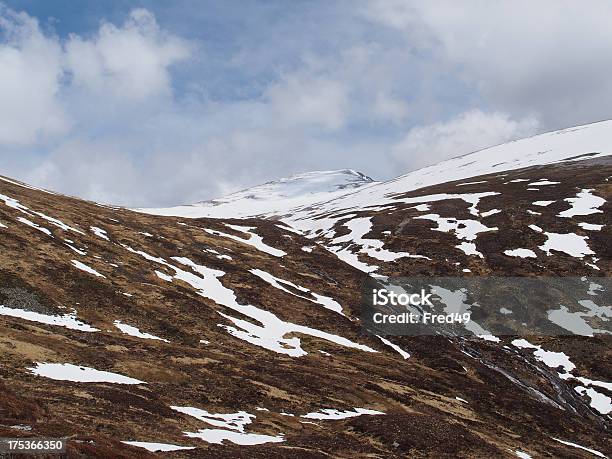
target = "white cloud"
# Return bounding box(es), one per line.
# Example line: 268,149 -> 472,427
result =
266,74 -> 349,130
0,8 -> 68,145
26,139 -> 141,205
391,110 -> 539,171
1,2 -> 611,207
365,0 -> 612,126
0,6 -> 190,150
65,8 -> 190,100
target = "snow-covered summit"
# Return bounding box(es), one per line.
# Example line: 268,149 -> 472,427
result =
140,120 -> 612,222
139,169 -> 375,219
283,119 -> 612,230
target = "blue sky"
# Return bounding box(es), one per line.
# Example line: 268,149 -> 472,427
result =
1,0 -> 612,206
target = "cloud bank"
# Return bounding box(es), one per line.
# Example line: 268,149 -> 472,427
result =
1,1 -> 611,206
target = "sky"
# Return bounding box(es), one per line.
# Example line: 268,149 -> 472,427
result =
1,0 -> 612,206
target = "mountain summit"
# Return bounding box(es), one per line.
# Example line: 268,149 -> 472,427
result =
140,169 -> 374,219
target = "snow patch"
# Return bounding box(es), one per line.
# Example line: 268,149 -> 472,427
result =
551,438 -> 606,458
0,306 -> 98,332
114,320 -> 169,342
28,363 -> 145,384
532,200 -> 555,207
204,225 -> 286,257
538,232 -> 594,258
71,260 -> 106,278
558,189 -> 605,218
90,226 -> 110,241
16,217 -> 52,236
184,429 -> 284,446
122,442 -> 195,452
578,222 -> 603,231
377,335 -> 410,359
504,248 -> 537,258
302,408 -> 384,420
171,406 -> 254,432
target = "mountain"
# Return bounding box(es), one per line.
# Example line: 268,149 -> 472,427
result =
139,169 -> 374,219
0,121 -> 610,458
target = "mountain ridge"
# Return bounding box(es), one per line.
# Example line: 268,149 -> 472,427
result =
0,119 -> 610,457
139,119 -> 612,228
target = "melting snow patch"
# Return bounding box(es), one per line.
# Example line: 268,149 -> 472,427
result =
456,180 -> 488,186
526,210 -> 541,215
456,242 -> 483,258
0,306 -> 99,332
0,193 -> 32,214
123,246 -> 375,357
546,301 -> 611,336
415,214 -> 497,242
301,246 -> 313,252
504,248 -> 537,258
32,212 -> 83,234
330,217 -> 429,271
529,180 -> 559,186
552,438 -> 606,458
578,222 -> 603,231
395,192 -> 498,217
573,376 -> 612,391
558,189 -> 605,218
478,335 -> 500,342
515,450 -> 533,459
16,217 -> 52,236
480,208 -> 501,217
204,225 -> 286,257
249,269 -> 345,315
71,260 -> 106,278
65,242 -> 86,255
122,442 -> 195,452
377,335 -> 410,359
171,406 -> 254,432
538,232 -> 594,258
28,363 -> 145,384
455,397 -> 468,403
185,429 -> 284,445
512,338 -> 612,415
302,408 -> 384,420
114,320 -> 169,342
574,386 -> 611,415
511,339 -> 575,373
155,270 -> 173,282
532,201 -> 554,206
90,226 -> 110,241
310,293 -> 344,315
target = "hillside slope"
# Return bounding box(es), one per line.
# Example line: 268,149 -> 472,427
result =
0,123 -> 611,458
